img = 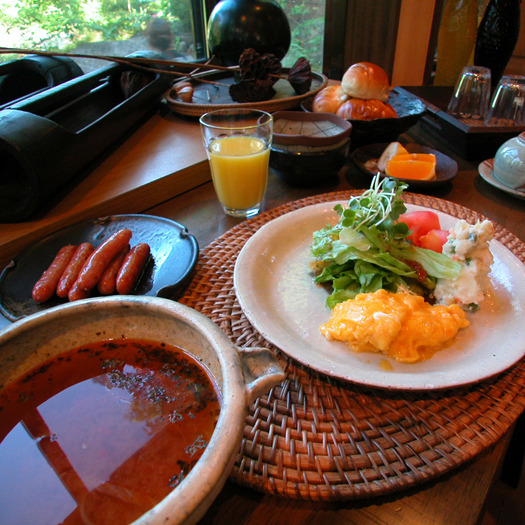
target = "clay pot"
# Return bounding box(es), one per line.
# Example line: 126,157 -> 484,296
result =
0,296 -> 285,524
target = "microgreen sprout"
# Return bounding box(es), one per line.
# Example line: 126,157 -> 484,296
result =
335,175 -> 408,232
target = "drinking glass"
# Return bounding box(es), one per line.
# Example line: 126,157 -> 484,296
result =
447,65 -> 492,120
199,109 -> 273,218
484,75 -> 525,127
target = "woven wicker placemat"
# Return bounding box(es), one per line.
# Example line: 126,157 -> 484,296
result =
179,191 -> 525,501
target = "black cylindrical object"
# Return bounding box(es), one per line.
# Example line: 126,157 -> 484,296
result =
475,0 -> 521,87
0,52 -> 172,222
0,55 -> 83,108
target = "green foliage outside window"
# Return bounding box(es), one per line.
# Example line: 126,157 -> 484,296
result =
281,0 -> 324,71
0,0 -> 324,71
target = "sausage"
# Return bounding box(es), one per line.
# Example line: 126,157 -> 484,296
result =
97,244 -> 130,295
56,242 -> 95,298
75,229 -> 132,292
116,243 -> 151,295
68,280 -> 92,302
32,245 -> 77,303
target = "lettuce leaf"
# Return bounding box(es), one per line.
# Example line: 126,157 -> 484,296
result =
310,176 -> 461,307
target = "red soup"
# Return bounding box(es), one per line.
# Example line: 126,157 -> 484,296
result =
0,338 -> 221,525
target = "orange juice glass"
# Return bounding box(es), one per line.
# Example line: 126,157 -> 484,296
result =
200,109 -> 273,218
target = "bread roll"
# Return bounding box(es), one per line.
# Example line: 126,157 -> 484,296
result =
341,62 -> 391,102
312,85 -> 348,113
336,99 -> 397,120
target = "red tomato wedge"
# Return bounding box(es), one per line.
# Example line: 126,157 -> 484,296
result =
398,211 -> 441,243
418,229 -> 450,252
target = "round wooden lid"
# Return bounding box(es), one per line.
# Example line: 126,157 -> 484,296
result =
272,111 -> 352,147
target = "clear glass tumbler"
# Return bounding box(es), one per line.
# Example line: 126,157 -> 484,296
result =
447,65 -> 492,120
199,109 -> 273,218
484,75 -> 525,127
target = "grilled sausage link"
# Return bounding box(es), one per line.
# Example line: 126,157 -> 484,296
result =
56,242 -> 95,298
75,229 -> 133,293
32,245 -> 77,303
97,244 -> 130,295
116,242 -> 151,294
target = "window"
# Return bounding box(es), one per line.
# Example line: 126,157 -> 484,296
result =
0,0 -> 325,74
0,0 -> 202,73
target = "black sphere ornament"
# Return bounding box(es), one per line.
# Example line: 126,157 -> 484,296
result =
207,0 -> 291,66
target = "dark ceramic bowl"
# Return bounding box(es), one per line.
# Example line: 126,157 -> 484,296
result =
350,142 -> 459,190
270,110 -> 352,187
270,138 -> 350,187
301,89 -> 427,147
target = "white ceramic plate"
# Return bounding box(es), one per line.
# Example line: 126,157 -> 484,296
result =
234,202 -> 525,390
479,158 -> 525,200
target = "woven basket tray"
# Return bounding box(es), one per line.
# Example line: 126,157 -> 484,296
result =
179,191 -> 525,501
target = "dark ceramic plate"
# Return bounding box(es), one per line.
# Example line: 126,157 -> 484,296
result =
350,143 -> 458,190
0,215 -> 199,322
301,88 -> 427,146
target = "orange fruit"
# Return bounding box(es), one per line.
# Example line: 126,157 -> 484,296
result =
385,155 -> 436,180
385,153 -> 437,181
377,142 -> 409,171
390,153 -> 437,164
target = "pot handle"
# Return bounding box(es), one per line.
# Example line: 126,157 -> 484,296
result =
237,347 -> 285,405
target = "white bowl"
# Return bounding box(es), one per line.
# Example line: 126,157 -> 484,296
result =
0,296 -> 285,524
493,131 -> 525,190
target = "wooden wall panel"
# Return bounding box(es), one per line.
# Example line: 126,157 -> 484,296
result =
391,0 -> 442,86
323,0 -> 402,80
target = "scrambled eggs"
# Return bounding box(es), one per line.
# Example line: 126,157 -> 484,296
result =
320,289 -> 470,363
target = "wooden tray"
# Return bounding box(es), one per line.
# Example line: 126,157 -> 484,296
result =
399,86 -> 525,160
179,191 -> 525,501
165,68 -> 328,117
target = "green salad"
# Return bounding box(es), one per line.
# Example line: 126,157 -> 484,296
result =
310,175 -> 462,308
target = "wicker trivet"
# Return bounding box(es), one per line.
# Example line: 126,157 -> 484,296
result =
179,191 -> 525,501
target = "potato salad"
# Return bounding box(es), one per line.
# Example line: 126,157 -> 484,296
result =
434,219 -> 494,310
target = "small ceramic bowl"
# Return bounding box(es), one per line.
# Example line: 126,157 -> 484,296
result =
269,111 -> 352,187
0,296 -> 285,524
493,132 -> 525,190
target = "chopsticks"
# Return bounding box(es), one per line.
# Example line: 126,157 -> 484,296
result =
0,47 -> 292,85
0,47 -> 236,83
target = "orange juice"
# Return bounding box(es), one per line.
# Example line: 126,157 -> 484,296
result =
208,135 -> 270,211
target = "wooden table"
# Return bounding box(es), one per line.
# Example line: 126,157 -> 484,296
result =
1,99 -> 524,524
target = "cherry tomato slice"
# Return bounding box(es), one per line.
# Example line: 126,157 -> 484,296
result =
399,211 -> 441,243
418,229 -> 450,252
